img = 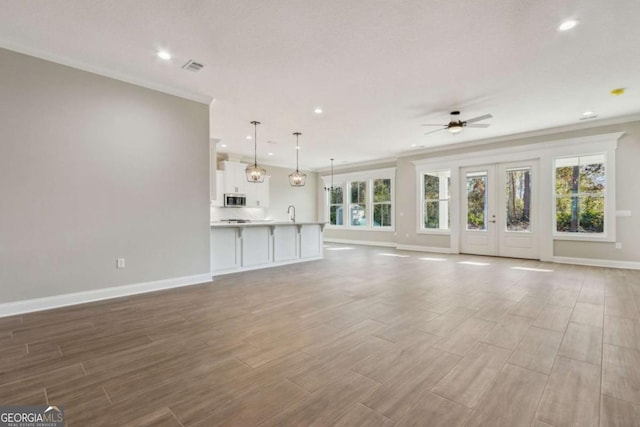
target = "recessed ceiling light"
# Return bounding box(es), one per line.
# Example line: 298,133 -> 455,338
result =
411,144 -> 417,147
246,135 -> 252,140
268,152 -> 274,156
582,111 -> 594,116
314,107 -> 323,114
558,20 -> 578,31
220,144 -> 227,148
157,50 -> 172,60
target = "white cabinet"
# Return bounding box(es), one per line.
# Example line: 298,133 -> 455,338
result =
220,161 -> 247,194
211,171 -> 225,207
218,160 -> 269,207
211,223 -> 324,275
246,177 -> 270,208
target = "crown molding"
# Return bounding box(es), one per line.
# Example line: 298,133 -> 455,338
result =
0,41 -> 213,104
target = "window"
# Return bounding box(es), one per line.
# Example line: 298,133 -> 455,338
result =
555,154 -> 605,234
422,170 -> 450,230
350,181 -> 367,226
324,168 -> 395,230
373,179 -> 392,227
329,185 -> 344,225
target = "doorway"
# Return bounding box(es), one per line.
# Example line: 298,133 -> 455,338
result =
460,161 -> 539,259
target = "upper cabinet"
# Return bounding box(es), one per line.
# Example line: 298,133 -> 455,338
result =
220,161 -> 248,194
218,160 -> 269,208
246,176 -> 270,208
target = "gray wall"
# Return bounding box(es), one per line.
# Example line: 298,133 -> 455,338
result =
265,164 -> 318,222
0,48 -> 210,304
320,120 -> 640,261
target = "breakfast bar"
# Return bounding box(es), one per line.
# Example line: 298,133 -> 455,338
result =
210,221 -> 325,275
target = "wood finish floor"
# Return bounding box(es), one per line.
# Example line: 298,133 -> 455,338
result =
1,245 -> 640,426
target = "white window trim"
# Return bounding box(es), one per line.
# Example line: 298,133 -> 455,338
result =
321,167 -> 396,231
552,151 -> 614,242
418,169 -> 452,235
413,132 -> 623,260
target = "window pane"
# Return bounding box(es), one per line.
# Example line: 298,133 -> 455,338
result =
579,195 -> 604,232
330,205 -> 343,225
350,203 -> 366,226
505,168 -> 531,232
373,179 -> 391,202
555,165 -> 578,195
330,187 -> 343,204
556,196 -> 576,232
467,174 -> 487,230
556,195 -> 604,233
373,204 -> 392,227
425,201 -> 440,228
580,163 -> 605,193
424,174 -> 440,200
350,181 -> 366,204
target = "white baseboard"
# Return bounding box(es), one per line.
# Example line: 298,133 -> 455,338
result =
396,244 -> 455,254
212,255 -> 323,277
323,238 -> 396,248
552,256 -> 640,270
0,273 -> 213,318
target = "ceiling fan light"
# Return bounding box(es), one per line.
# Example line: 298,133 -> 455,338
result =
448,124 -> 463,134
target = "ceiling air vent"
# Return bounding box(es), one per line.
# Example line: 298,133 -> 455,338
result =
182,60 -> 204,72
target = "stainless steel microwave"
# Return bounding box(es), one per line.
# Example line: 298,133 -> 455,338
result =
224,193 -> 246,207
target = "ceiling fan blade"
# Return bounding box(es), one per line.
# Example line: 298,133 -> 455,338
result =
424,128 -> 446,135
466,123 -> 490,128
465,113 -> 493,124
421,123 -> 446,127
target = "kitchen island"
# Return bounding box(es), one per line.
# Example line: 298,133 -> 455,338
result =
210,222 -> 325,275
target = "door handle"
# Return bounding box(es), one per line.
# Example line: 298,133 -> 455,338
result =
489,220 -> 496,223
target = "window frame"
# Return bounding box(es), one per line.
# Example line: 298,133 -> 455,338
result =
328,183 -> 345,226
323,168 -> 396,231
420,169 -> 452,234
552,152 -> 612,241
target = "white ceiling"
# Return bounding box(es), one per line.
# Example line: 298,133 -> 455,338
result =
2,0 -> 639,170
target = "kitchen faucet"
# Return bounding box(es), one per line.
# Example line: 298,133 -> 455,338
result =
287,205 -> 296,222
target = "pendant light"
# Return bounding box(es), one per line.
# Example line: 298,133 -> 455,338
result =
288,132 -> 307,187
324,158 -> 336,192
245,120 -> 266,183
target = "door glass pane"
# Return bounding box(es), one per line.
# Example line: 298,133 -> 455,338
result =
466,172 -> 487,230
505,167 -> 531,232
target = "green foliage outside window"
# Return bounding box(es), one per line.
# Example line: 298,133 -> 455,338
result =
555,158 -> 605,233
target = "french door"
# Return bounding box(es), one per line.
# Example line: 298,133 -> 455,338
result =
460,161 -> 539,259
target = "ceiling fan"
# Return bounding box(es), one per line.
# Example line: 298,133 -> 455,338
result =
422,111 -> 493,135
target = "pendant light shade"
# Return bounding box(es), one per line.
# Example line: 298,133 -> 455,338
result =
288,132 -> 306,187
246,121 -> 266,183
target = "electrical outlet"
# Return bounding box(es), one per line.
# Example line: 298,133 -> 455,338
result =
116,258 -> 126,269
615,242 -> 622,250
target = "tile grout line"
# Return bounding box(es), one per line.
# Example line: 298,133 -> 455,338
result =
167,407 -> 185,427
532,286 -> 581,425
